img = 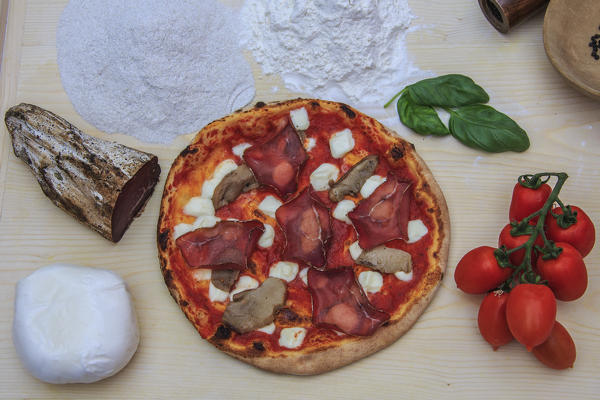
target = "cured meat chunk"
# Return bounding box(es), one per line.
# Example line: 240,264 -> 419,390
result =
176,220 -> 264,270
243,123 -> 308,198
348,175 -> 411,250
276,188 -> 332,268
307,267 -> 389,336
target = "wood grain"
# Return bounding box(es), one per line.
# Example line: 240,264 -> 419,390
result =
0,1 -> 599,399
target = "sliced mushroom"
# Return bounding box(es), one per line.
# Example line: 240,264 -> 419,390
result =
212,164 -> 259,209
211,269 -> 240,292
356,245 -> 412,274
329,155 -> 378,202
222,277 -> 286,334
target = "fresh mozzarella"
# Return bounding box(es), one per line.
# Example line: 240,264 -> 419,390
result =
208,282 -> 229,303
310,163 -> 339,191
229,276 -> 259,300
173,223 -> 194,239
183,197 -> 215,217
290,107 -> 310,131
299,267 -> 309,285
201,159 -> 238,199
278,327 -> 307,349
360,175 -> 386,198
349,241 -> 363,261
305,137 -> 317,152
358,271 -> 383,293
407,219 -> 428,243
333,199 -> 356,224
232,143 -> 252,158
192,269 -> 211,281
258,224 -> 275,248
269,261 -> 299,283
12,264 -> 139,384
193,215 -> 220,229
395,270 -> 414,282
329,128 -> 355,159
258,195 -> 282,218
256,323 -> 276,335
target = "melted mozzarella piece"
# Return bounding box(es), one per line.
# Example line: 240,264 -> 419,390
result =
269,261 -> 299,282
232,143 -> 251,158
290,107 -> 310,131
183,197 -> 215,217
173,223 -> 194,239
192,269 -> 211,281
258,195 -> 282,218
332,199 -> 356,224
258,224 -> 275,248
256,323 -> 276,335
310,163 -> 340,191
229,276 -> 259,300
408,219 -> 428,243
360,175 -> 386,198
305,137 -> 317,152
329,128 -> 355,158
299,267 -> 309,285
208,282 -> 229,303
201,159 -> 238,199
358,271 -> 383,293
193,215 -> 220,229
279,327 -> 307,349
349,241 -> 363,261
395,270 -> 414,282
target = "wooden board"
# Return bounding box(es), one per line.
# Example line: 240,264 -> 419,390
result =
0,0 -> 599,398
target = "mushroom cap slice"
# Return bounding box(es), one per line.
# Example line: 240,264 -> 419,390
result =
211,269 -> 240,292
356,245 -> 412,274
329,155 -> 378,202
222,277 -> 286,334
212,164 -> 258,210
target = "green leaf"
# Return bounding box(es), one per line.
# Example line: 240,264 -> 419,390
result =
397,92 -> 449,136
407,74 -> 489,108
449,105 -> 530,153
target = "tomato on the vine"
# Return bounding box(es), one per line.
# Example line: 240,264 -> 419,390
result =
454,246 -> 513,294
532,321 -> 576,369
509,182 -> 552,223
545,206 -> 595,257
506,284 -> 556,351
537,242 -> 588,301
498,224 -> 543,266
478,290 -> 512,350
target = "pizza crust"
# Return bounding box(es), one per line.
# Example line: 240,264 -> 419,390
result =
158,98 -> 450,375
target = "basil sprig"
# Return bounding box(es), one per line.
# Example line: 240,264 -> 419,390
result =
385,74 -> 529,153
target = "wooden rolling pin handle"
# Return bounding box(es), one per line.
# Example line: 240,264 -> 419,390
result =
478,0 -> 549,33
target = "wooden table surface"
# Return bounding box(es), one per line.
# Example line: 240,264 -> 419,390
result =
1,1 -> 599,399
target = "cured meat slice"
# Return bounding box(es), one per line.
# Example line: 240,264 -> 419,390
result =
243,123 -> 308,198
307,267 -> 389,336
176,220 -> 264,270
348,175 -> 411,250
276,188 -> 332,268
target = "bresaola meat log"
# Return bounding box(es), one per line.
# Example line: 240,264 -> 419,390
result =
4,103 -> 161,242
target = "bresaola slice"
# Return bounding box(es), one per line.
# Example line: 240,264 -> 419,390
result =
244,122 -> 308,198
276,188 -> 332,268
176,220 -> 264,270
307,267 -> 389,336
348,175 -> 411,250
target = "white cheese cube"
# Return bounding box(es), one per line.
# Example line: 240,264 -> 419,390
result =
360,175 -> 386,198
407,219 -> 428,243
279,327 -> 307,349
395,271 -> 414,282
232,143 -> 252,158
229,276 -> 259,300
269,261 -> 299,283
358,271 -> 383,293
256,323 -> 276,335
183,197 -> 215,217
310,163 -> 340,191
329,128 -> 355,159
333,199 -> 356,224
349,241 -> 363,261
209,282 -> 229,303
305,137 -> 317,152
299,267 -> 309,286
258,195 -> 282,218
290,107 -> 310,131
258,223 -> 275,248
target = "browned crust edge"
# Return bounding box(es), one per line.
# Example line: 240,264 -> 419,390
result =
157,98 -> 450,375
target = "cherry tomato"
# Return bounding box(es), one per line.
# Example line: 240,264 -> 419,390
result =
537,242 -> 588,301
498,224 -> 543,267
506,283 -> 556,351
478,290 -> 513,350
532,321 -> 576,369
545,206 -> 595,257
454,246 -> 513,294
509,182 -> 552,223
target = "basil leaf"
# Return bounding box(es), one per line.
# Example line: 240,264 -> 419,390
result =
407,74 -> 489,108
398,92 -> 449,136
449,105 -> 530,153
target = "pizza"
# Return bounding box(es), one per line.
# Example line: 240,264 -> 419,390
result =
157,99 -> 450,375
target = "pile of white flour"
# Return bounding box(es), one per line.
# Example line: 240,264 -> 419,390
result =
241,0 -> 421,105
57,0 -> 255,144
